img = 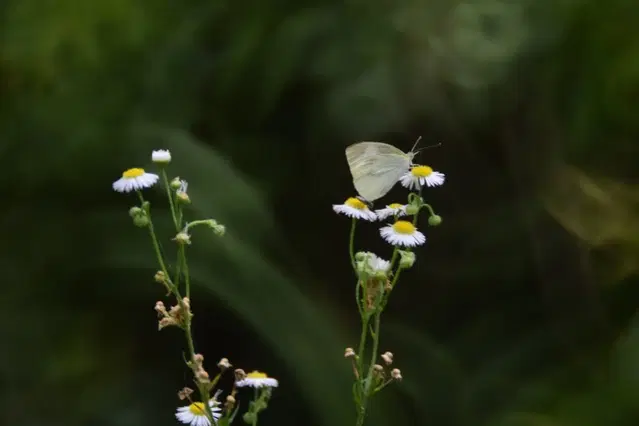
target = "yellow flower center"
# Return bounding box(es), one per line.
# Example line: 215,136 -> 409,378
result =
188,402 -> 206,415
411,166 -> 433,177
246,371 -> 268,379
345,197 -> 367,210
122,168 -> 145,178
392,220 -> 416,235
388,203 -> 403,209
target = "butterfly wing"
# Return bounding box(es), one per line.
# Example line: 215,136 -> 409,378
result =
345,142 -> 411,201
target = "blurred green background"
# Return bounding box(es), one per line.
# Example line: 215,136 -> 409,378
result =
2,0 -> 639,425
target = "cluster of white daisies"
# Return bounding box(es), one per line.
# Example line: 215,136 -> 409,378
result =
333,165 -> 445,247
112,150 -> 281,426
176,371 -> 279,426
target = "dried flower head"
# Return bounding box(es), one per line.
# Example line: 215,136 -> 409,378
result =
391,368 -> 402,381
234,369 -> 246,382
177,387 -> 194,401
217,357 -> 232,370
381,351 -> 394,365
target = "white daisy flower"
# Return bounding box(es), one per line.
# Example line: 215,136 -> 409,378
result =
380,220 -> 426,247
399,165 -> 445,190
235,371 -> 279,388
112,168 -> 159,193
333,197 -> 377,221
175,400 -> 222,426
151,149 -> 172,164
375,203 -> 407,221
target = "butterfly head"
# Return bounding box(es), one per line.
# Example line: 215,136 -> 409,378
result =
356,196 -> 374,209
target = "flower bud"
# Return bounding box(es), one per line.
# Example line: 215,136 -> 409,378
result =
428,214 -> 442,226
133,215 -> 150,228
405,204 -> 420,215
154,271 -> 166,283
243,412 -> 256,424
151,149 -> 172,164
176,180 -> 190,204
212,224 -> 226,237
176,191 -> 191,204
129,206 -> 143,218
174,231 -> 191,245
170,177 -> 182,190
344,347 -> 356,358
398,250 -> 415,269
355,251 -> 370,262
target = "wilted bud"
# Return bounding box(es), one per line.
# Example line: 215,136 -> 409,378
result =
234,369 -> 246,381
218,357 -> 232,370
428,215 -> 442,226
344,347 -> 356,358
195,369 -> 210,383
133,214 -> 150,228
173,231 -> 191,245
381,351 -> 394,365
159,317 -> 178,330
398,250 -> 415,269
391,368 -> 402,381
182,297 -> 191,310
154,301 -> 167,316
193,353 -> 204,364
225,394 -> 236,411
177,387 -> 194,400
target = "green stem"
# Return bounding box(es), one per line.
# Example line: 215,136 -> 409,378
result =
253,388 -> 259,426
161,170 -> 179,230
421,203 -> 435,218
349,218 -> 357,271
356,311 -> 370,379
179,245 -> 192,299
137,191 -> 214,423
355,309 -> 382,426
388,247 -> 399,271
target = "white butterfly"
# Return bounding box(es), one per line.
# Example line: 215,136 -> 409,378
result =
345,139 -> 421,202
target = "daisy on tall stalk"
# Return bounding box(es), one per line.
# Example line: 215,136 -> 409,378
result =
113,150 -> 278,426
334,142 -> 445,426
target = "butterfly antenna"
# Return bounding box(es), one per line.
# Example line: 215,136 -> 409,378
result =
416,141 -> 442,155
410,136 -> 423,153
